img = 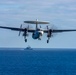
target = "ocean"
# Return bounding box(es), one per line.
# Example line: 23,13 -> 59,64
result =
0,48 -> 76,75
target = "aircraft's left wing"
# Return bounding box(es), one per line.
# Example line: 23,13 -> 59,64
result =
0,26 -> 35,32
53,29 -> 76,33
44,29 -> 76,33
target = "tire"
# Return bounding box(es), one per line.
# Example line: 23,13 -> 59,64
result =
25,39 -> 27,42
47,40 -> 49,43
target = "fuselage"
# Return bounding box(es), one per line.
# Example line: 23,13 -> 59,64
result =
32,29 -> 44,39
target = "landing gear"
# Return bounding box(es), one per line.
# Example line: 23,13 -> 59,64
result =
38,37 -> 41,40
24,35 -> 27,42
23,30 -> 28,43
25,39 -> 27,42
47,37 -> 50,43
47,40 -> 49,43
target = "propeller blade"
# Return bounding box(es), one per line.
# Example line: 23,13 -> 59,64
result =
47,25 -> 49,29
49,24 -> 57,37
18,24 -> 22,36
46,24 -> 57,37
40,25 -> 41,28
27,25 -> 29,29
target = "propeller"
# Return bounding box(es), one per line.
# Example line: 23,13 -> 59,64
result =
24,24 -> 33,29
27,25 -> 29,30
40,25 -> 42,28
18,24 -> 22,36
50,24 -> 57,37
24,25 -> 30,36
37,25 -> 42,30
46,25 -> 49,29
45,24 -> 57,37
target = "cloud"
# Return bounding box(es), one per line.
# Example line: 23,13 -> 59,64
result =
0,0 -> 76,25
0,0 -> 76,48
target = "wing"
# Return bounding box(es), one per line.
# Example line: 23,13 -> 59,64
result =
44,29 -> 76,33
0,26 -> 25,31
0,26 -> 35,32
53,29 -> 76,33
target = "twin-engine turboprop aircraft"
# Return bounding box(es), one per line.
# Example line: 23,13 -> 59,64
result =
0,19 -> 76,43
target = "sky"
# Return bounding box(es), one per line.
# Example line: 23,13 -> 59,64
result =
0,0 -> 76,48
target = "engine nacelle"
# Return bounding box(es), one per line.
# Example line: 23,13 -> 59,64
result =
47,29 -> 52,37
32,30 -> 44,39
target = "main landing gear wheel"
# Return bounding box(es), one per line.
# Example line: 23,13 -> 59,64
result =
47,40 -> 49,43
25,39 -> 27,42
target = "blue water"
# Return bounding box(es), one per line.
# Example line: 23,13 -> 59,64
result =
0,48 -> 76,75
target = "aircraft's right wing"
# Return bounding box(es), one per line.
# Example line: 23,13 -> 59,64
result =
0,26 -> 25,31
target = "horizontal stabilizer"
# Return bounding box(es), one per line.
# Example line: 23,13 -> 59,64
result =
24,21 -> 49,24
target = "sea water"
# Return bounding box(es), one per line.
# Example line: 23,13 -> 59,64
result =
0,48 -> 76,75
